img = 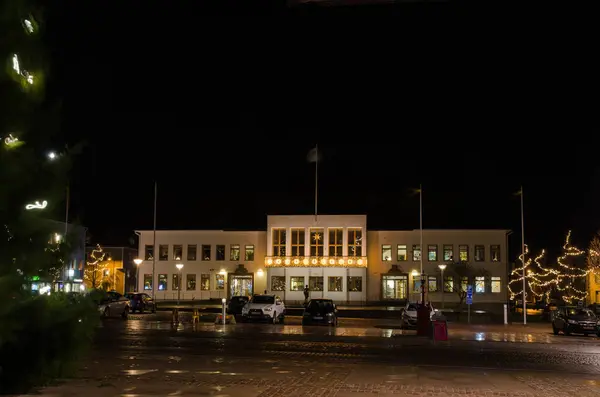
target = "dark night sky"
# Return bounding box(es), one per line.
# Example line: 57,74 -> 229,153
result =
45,1 -> 600,260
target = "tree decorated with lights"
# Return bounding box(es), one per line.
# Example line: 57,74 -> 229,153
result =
0,2 -> 97,393
586,232 -> 600,276
84,244 -> 109,289
508,245 -> 557,303
555,230 -> 589,304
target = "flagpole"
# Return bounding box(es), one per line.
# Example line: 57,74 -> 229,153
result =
521,186 -> 526,325
314,144 -> 318,222
420,184 -> 424,304
152,181 -> 157,301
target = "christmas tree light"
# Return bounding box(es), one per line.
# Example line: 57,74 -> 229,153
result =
586,233 -> 600,275
555,230 -> 589,304
507,245 -> 555,301
84,244 -> 108,289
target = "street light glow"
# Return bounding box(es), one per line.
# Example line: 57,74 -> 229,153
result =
438,264 -> 447,270
133,258 -> 143,266
176,263 -> 184,271
47,151 -> 57,160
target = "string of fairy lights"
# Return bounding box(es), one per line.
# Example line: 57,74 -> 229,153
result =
2,13 -> 60,212
508,230 -> 594,304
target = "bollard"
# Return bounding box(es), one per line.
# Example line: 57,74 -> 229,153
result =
192,308 -> 200,324
172,308 -> 179,324
221,298 -> 226,325
503,304 -> 508,325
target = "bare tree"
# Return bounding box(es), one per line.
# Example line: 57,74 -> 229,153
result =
438,261 -> 489,307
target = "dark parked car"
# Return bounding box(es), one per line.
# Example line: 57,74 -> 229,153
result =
302,299 -> 338,326
552,306 -> 600,336
227,296 -> 250,315
125,292 -> 156,313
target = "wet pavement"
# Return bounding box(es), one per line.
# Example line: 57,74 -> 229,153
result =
21,318 -> 600,396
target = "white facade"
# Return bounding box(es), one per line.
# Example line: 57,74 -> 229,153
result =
135,215 -> 510,307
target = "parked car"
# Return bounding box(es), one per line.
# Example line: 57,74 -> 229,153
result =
98,291 -> 130,319
227,296 -> 250,315
400,302 -> 436,329
125,292 -> 156,313
302,299 -> 338,326
241,294 -> 286,323
552,306 -> 600,336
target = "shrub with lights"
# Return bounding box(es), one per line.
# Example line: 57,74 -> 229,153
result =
0,2 -> 97,393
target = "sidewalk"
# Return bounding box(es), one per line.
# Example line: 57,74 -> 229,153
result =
23,355 -> 600,396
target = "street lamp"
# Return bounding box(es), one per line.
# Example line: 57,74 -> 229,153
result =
438,264 -> 447,310
134,258 -> 143,292
175,263 -> 184,306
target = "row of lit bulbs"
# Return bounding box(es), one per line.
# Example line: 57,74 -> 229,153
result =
265,257 -> 367,266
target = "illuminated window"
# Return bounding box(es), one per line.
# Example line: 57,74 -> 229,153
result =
291,229 -> 305,256
491,276 -> 501,293
187,245 -> 197,261
428,276 -> 437,292
187,274 -> 197,290
328,228 -> 343,257
202,245 -> 211,261
144,245 -> 154,260
271,276 -> 285,291
413,275 -> 422,292
474,245 -> 485,261
475,276 -> 485,293
216,245 -> 225,261
459,245 -> 469,262
443,245 -> 453,261
173,245 -> 183,260
382,245 -> 392,261
215,274 -> 224,290
328,276 -> 343,292
397,245 -> 407,261
273,229 -> 287,256
290,276 -> 304,291
461,276 -> 468,292
412,245 -> 421,262
159,245 -> 168,261
143,274 -> 152,290
309,276 -> 323,291
348,277 -> 362,292
200,274 -> 209,290
428,245 -> 438,261
444,276 -> 453,292
348,229 -> 362,256
230,244 -> 240,261
490,245 -> 501,262
158,274 -> 167,290
245,245 -> 255,261
172,274 -> 181,290
310,229 -> 324,256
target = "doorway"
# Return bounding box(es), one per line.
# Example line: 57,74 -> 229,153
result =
382,275 -> 408,300
229,275 -> 253,298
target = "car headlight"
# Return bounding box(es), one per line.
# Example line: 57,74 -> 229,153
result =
326,312 -> 333,317
568,319 -> 578,324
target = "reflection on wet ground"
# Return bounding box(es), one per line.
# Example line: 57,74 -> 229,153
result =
116,318 -> 600,345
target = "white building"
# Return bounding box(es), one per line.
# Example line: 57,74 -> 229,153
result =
135,215 -> 510,309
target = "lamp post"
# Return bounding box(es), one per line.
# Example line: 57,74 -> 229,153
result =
134,258 -> 143,292
438,264 -> 447,310
175,263 -> 184,306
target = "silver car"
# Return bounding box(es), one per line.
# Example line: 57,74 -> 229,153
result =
98,291 -> 130,319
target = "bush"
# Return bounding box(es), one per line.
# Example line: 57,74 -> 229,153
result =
0,290 -> 99,394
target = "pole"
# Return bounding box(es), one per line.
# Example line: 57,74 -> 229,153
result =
136,265 -> 139,292
177,270 -> 181,306
521,186 -> 526,325
314,144 -> 318,222
65,185 -> 70,282
221,298 -> 226,325
420,184 -> 425,305
441,267 -> 445,309
152,182 -> 157,301
468,302 -> 471,324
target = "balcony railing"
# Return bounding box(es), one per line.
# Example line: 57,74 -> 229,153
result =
264,256 -> 368,268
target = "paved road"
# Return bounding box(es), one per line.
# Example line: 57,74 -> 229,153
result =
24,318 -> 600,397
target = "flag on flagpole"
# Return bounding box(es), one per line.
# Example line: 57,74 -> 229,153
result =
307,146 -> 320,163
